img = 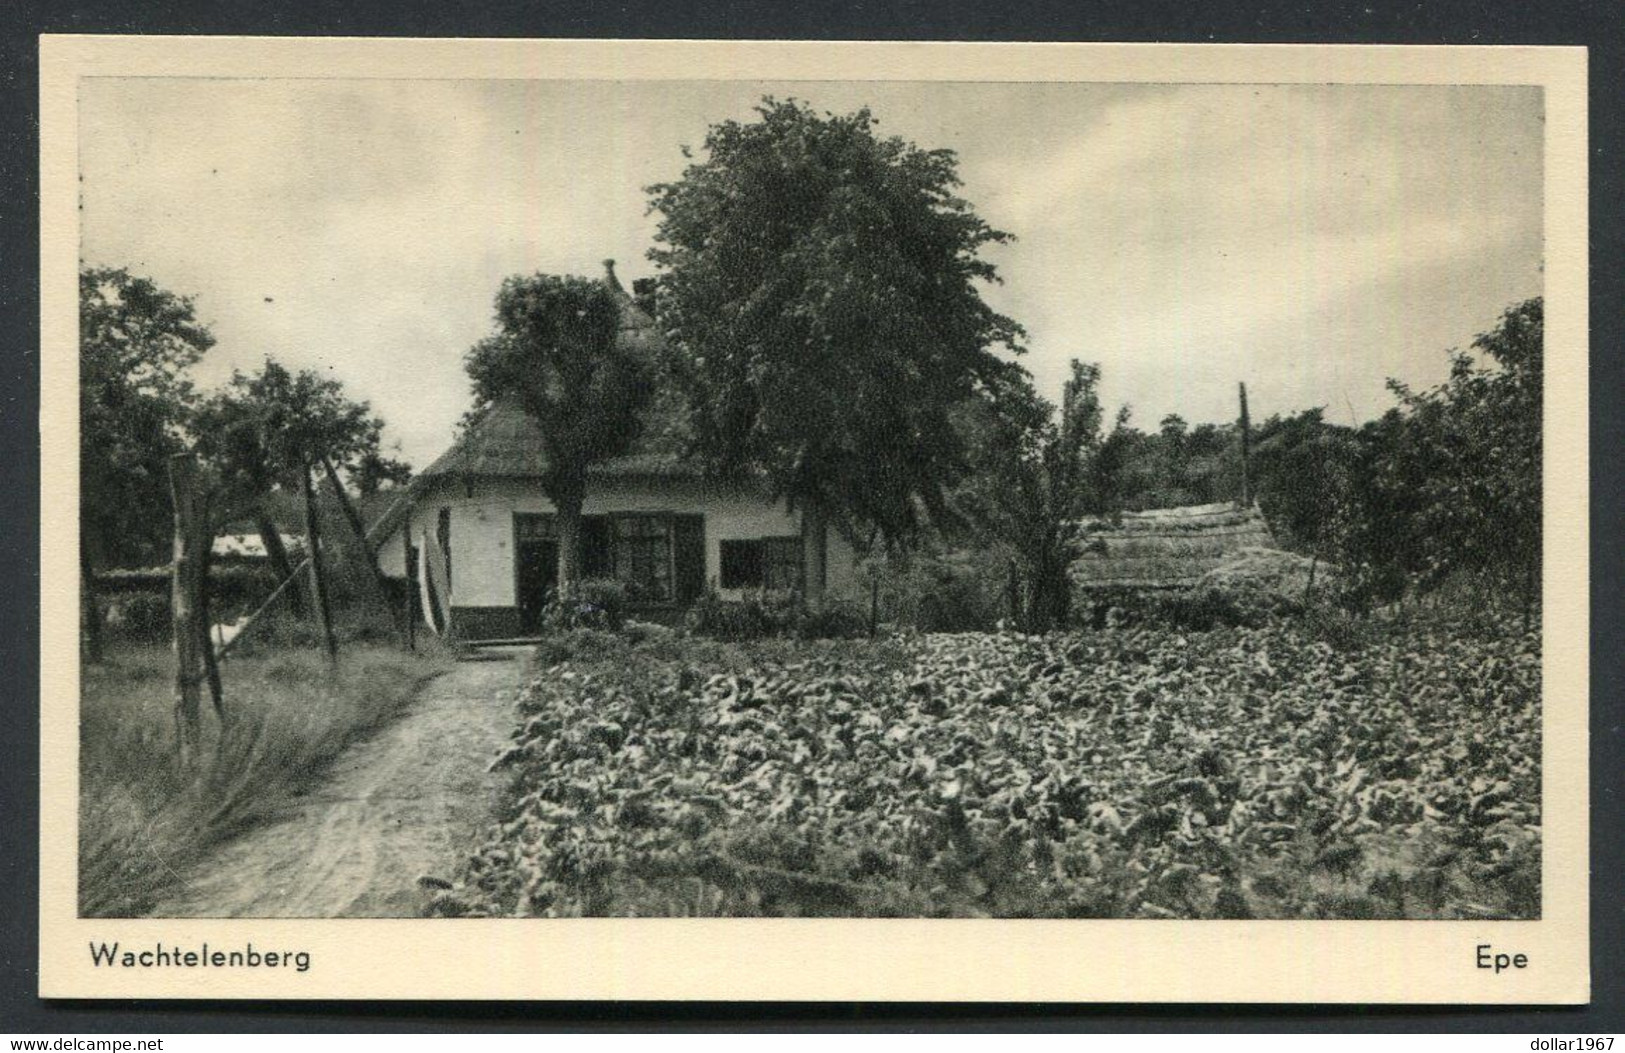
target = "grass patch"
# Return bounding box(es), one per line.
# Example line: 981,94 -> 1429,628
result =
79,639 -> 454,917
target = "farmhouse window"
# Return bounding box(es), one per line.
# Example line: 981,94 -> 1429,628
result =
613,515 -> 674,603
719,536 -> 804,591
719,539 -> 763,589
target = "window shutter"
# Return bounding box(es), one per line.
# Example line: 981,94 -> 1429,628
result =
673,514 -> 706,604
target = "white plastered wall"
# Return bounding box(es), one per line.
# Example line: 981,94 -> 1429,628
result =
376,476 -> 858,607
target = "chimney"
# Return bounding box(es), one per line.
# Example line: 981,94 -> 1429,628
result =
602,258 -> 620,290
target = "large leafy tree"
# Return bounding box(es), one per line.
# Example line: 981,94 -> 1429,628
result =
80,268 -> 215,569
646,98 -> 1026,595
192,359 -> 407,607
464,274 -> 653,589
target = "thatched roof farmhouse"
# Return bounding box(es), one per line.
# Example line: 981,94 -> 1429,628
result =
367,261 -> 860,640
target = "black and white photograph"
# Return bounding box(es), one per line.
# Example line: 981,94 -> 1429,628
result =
40,37 -> 1590,1003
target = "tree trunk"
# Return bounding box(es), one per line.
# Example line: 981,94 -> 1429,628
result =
301,464 -> 339,664
802,501 -> 828,604
80,544 -> 104,664
168,454 -> 204,765
555,485 -> 585,595
1032,534 -> 1070,632
1006,556 -> 1022,631
257,511 -> 307,617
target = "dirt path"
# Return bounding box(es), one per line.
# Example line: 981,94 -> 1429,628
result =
151,650 -> 526,918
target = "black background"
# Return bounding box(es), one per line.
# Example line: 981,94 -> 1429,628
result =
1,0 -> 1620,1033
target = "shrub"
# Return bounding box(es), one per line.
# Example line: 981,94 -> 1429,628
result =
620,619 -> 676,646
684,593 -> 871,642
109,592 -> 172,642
532,627 -> 627,666
684,593 -> 777,641
98,564 -> 283,619
870,548 -> 1007,632
540,579 -> 627,631
1151,587 -> 1264,630
789,599 -> 871,640
1071,581 -> 1299,632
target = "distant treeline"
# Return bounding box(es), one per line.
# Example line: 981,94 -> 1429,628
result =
1095,298 -> 1541,612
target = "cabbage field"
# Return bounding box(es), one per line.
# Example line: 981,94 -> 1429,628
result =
427,618 -> 1541,919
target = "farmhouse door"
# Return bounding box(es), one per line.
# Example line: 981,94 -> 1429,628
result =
514,513 -> 558,634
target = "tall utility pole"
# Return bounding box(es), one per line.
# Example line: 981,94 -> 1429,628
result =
1238,381 -> 1252,508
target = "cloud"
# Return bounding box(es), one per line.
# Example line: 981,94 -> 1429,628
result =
78,79 -> 1543,467
966,84 -> 1541,425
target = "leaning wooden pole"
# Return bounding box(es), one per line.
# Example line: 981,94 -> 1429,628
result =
1238,381 -> 1252,508
321,455 -> 406,638
167,454 -> 205,764
301,462 -> 340,665
195,490 -> 224,717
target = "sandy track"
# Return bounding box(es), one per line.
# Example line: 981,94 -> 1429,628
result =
151,651 -> 525,918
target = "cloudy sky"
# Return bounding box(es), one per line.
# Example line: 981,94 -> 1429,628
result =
79,78 -> 1543,469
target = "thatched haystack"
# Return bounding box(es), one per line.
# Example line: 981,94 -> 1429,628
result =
1070,502 -> 1276,591
1200,546 -> 1332,597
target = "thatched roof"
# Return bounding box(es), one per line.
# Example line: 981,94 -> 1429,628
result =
419,261 -> 697,483
416,399 -> 697,482
1070,502 -> 1277,590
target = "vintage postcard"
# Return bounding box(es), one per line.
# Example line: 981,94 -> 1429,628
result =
39,37 -> 1588,1002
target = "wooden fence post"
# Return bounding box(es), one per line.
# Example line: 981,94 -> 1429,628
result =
168,454 -> 204,764
302,462 -> 339,664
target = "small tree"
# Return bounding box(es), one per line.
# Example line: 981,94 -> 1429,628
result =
193,359 -> 401,623
80,268 -> 216,566
464,273 -> 653,591
1250,408 -> 1358,558
647,98 -> 1025,596
1317,298 -> 1541,617
955,360 -> 1116,631
80,269 -> 215,658
1388,297 -> 1543,613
